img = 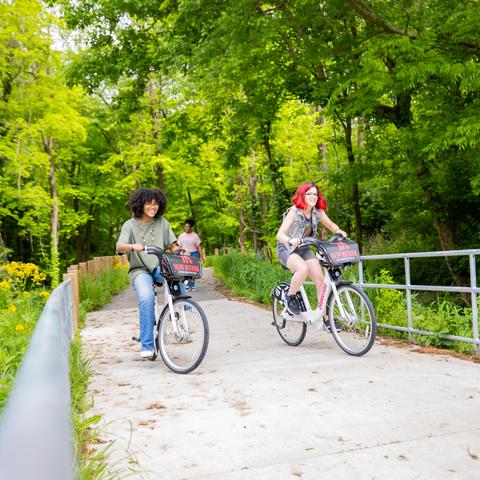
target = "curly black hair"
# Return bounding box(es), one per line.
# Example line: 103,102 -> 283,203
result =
129,188 -> 166,218
185,218 -> 195,227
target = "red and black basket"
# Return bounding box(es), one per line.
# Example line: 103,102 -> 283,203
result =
320,239 -> 360,267
160,254 -> 203,279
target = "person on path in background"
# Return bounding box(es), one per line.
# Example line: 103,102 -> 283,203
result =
178,218 -> 204,291
116,187 -> 184,360
276,181 -> 347,316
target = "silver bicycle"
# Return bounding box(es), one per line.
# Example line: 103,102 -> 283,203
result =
133,246 -> 209,374
271,236 -> 376,356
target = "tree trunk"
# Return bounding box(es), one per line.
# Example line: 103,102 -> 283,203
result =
249,173 -> 259,252
156,166 -> 165,191
316,105 -> 328,171
42,135 -> 60,285
238,207 -> 248,253
187,188 -> 195,220
344,117 -> 363,249
0,231 -> 8,261
416,163 -> 470,301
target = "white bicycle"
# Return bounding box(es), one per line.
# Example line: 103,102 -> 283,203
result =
271,236 -> 376,356
133,246 -> 209,374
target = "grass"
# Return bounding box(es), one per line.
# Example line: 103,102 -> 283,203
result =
0,290 -> 49,409
0,262 -> 130,479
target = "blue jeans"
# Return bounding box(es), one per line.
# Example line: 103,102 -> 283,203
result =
188,251 -> 200,289
132,267 -> 185,351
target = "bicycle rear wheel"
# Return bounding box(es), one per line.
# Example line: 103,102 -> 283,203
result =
327,283 -> 376,356
272,292 -> 307,346
157,298 -> 209,374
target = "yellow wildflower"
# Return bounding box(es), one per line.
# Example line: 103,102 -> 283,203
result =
15,324 -> 25,332
39,291 -> 50,298
8,304 -> 17,312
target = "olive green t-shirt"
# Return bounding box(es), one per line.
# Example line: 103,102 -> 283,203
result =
116,217 -> 177,281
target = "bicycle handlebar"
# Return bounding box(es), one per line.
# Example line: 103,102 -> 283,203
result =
144,245 -> 186,259
297,234 -> 348,250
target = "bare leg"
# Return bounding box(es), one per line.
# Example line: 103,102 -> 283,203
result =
286,254 -> 309,295
306,258 -> 325,307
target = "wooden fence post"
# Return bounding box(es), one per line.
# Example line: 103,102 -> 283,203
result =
78,262 -> 87,277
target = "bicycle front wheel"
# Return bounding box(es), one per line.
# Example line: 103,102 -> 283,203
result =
327,284 -> 376,356
272,294 -> 307,346
157,298 -> 209,374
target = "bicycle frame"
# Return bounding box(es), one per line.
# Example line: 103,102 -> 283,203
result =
295,257 -> 350,325
156,281 -> 189,341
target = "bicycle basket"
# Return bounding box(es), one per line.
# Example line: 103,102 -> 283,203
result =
160,254 -> 202,279
321,239 -> 360,267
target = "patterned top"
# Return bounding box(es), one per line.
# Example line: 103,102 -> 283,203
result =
116,217 -> 177,280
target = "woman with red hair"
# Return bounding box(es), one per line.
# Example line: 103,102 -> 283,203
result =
276,182 -> 347,315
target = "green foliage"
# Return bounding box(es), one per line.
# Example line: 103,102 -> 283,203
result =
365,269 -> 477,354
0,260 -> 49,409
2,0 -> 480,295
79,266 -> 129,325
209,252 -> 291,304
0,261 -> 129,477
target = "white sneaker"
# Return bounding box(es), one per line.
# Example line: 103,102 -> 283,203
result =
141,350 -> 155,359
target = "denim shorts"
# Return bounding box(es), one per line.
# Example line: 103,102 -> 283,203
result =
276,244 -> 316,268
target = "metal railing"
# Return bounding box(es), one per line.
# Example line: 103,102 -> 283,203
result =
0,280 -> 76,479
356,249 -> 480,353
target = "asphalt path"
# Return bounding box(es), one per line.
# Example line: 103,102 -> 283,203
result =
82,267 -> 480,479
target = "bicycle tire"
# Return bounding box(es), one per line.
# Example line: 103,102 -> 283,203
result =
272,288 -> 307,346
156,297 -> 209,374
327,283 -> 376,356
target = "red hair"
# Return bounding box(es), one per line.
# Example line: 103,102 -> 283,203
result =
292,182 -> 327,211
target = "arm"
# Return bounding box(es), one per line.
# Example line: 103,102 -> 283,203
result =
319,210 -> 347,237
276,209 -> 301,247
116,242 -> 144,254
116,221 -> 144,254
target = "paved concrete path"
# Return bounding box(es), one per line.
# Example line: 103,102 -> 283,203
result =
82,268 -> 480,479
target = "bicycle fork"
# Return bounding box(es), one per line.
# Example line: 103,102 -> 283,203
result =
163,283 -> 189,342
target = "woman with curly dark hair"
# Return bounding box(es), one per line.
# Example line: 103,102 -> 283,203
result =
276,182 -> 346,316
116,188 -> 183,359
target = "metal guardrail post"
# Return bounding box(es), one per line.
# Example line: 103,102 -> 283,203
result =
404,257 -> 413,342
469,254 -> 479,354
0,281 -> 75,480
358,260 -> 364,284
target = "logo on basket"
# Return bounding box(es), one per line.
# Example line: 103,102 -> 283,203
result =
182,256 -> 193,264
336,242 -> 349,250
173,263 -> 200,273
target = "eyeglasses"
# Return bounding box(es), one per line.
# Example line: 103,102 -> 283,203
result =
305,193 -> 318,197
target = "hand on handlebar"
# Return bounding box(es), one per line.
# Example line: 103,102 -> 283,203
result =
287,237 -> 301,247
131,243 -> 144,252
334,229 -> 348,238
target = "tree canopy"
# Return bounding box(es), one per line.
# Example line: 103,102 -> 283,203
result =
1,0 -> 479,287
